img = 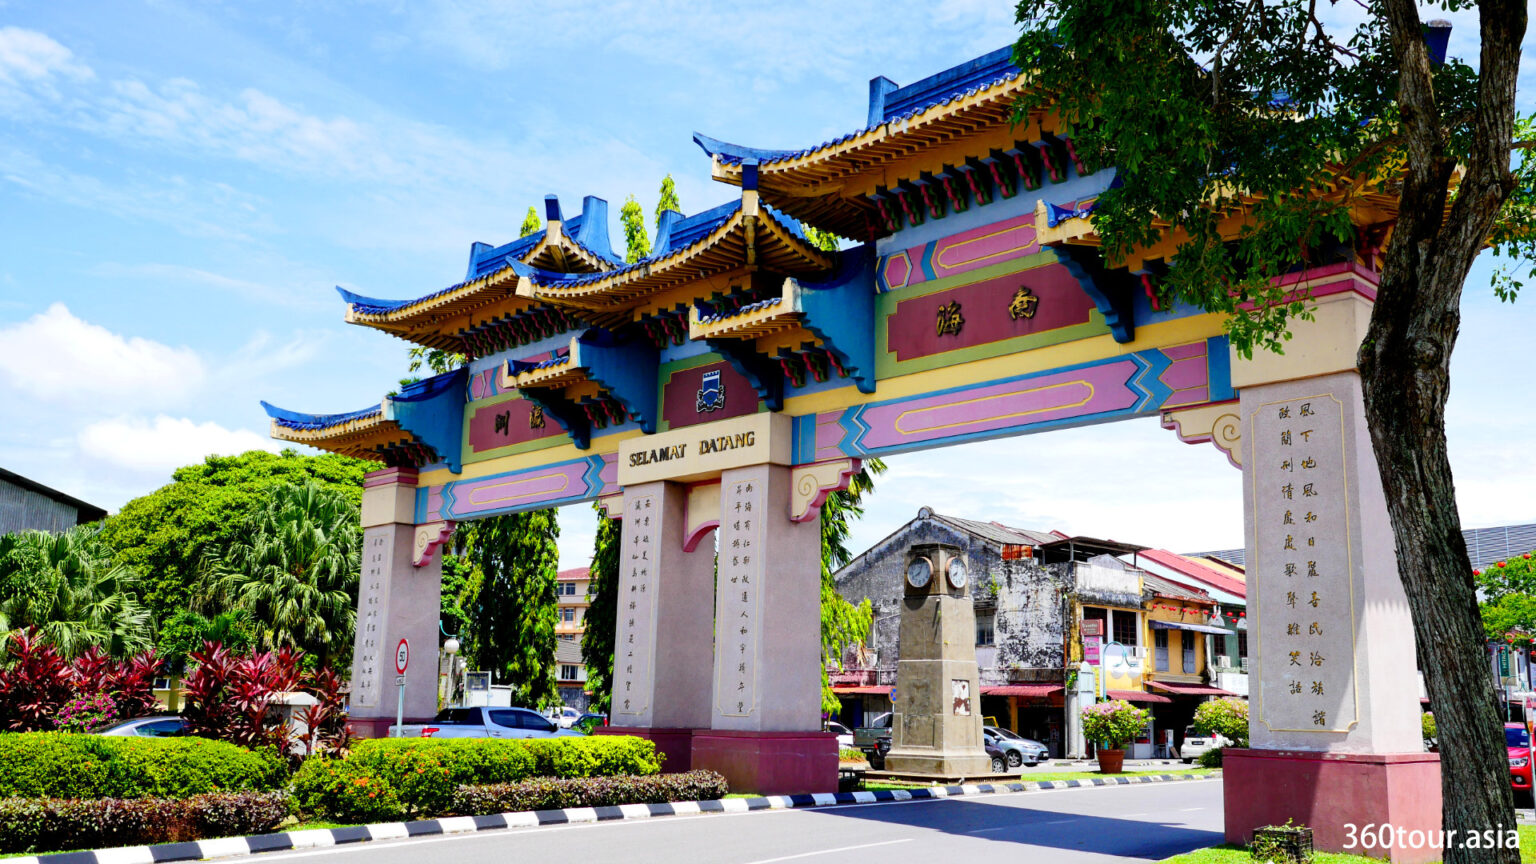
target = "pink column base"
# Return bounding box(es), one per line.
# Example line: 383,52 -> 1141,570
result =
690,730 -> 838,796
1224,748 -> 1443,863
597,726 -> 696,774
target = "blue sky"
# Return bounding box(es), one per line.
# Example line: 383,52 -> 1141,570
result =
1,1 -> 1532,568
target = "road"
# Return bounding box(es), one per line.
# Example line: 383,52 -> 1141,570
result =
236,780 -> 1225,864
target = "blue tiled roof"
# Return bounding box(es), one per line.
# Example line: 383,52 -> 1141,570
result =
696,295 -> 783,325
694,47 -> 1022,168
513,200 -> 742,289
261,400 -> 382,431
468,231 -> 545,280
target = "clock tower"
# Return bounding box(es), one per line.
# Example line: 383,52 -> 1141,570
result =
884,539 -> 992,778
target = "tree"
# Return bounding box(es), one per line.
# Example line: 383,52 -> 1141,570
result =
0,526 -> 152,658
520,205 -> 541,238
457,508 -> 561,707
1012,2 -> 1528,856
818,459 -> 885,715
156,608 -> 257,672
100,450 -> 369,636
620,195 -> 650,263
655,175 -> 680,231
200,481 -> 361,667
580,503 -> 621,713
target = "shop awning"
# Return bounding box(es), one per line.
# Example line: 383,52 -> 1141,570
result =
832,686 -> 892,695
1107,689 -> 1173,704
1145,680 -> 1239,697
982,684 -> 1064,698
1150,620 -> 1233,636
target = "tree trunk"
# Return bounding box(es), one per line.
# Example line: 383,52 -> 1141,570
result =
1365,2 -> 1526,861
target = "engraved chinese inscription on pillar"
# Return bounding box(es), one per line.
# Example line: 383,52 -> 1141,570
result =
1252,395 -> 1359,733
715,480 -> 764,718
354,529 -> 390,709
614,494 -> 658,718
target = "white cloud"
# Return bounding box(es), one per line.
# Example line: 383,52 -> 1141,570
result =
0,26 -> 92,85
76,414 -> 280,474
0,303 -> 205,409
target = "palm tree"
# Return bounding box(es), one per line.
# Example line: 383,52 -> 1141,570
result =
0,525 -> 153,657
200,481 -> 361,666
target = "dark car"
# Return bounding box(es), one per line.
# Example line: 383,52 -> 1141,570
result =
985,739 -> 1008,774
94,716 -> 188,737
1509,723 -> 1531,798
574,713 -> 608,734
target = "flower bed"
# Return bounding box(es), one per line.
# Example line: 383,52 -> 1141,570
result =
0,791 -> 288,855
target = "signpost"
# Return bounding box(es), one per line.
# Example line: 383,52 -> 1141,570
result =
394,639 -> 409,738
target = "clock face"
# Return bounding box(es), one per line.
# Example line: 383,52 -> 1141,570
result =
906,558 -> 932,589
946,557 -> 968,589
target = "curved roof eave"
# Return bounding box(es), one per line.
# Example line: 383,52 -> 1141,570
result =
260,400 -> 384,432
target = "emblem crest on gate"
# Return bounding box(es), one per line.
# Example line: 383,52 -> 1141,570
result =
697,369 -> 725,413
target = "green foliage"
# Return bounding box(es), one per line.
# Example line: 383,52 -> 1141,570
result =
1422,711 -> 1437,747
156,609 -> 255,671
458,509 -> 561,707
520,205 -> 541,238
1192,697 -> 1250,748
818,459 -> 885,714
621,195 -> 650,263
1081,700 -> 1151,749
803,226 -> 841,253
290,757 -> 404,823
0,733 -> 285,800
0,526 -> 151,658
839,747 -> 866,762
349,736 -> 660,783
1477,551 -> 1536,646
655,174 -> 680,231
199,482 -> 361,666
581,503 -> 620,714
100,449 -> 369,636
451,770 -> 727,816
1009,2 -> 1509,358
0,790 -> 290,855
1197,746 -> 1224,768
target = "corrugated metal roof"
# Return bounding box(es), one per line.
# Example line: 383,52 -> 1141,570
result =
930,513 -> 1057,548
554,640 -> 584,664
1138,549 -> 1247,599
1142,572 -> 1213,604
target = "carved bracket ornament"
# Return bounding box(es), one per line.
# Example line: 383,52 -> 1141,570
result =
413,521 -> 456,567
1161,403 -> 1242,469
596,493 -> 625,521
790,458 -> 863,523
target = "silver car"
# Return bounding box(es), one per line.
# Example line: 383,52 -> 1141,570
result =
94,716 -> 188,737
984,726 -> 1048,767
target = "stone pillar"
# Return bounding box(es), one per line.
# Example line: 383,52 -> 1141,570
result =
599,481 -> 717,773
349,467 -> 445,738
1224,328 -> 1441,860
690,464 -> 836,794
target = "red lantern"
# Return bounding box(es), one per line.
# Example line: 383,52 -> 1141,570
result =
1498,561 -> 1508,569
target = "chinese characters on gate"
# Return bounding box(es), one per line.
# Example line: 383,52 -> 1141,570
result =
614,495 -> 657,717
717,480 -> 763,717
354,532 -> 389,708
1254,395 -> 1357,733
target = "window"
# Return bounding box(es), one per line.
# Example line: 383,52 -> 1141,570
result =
558,582 -> 578,596
558,634 -> 576,642
1111,610 -> 1140,648
560,664 -> 578,680
152,677 -> 171,691
1237,629 -> 1249,665
561,608 -> 575,622
1154,628 -> 1169,671
1182,632 -> 1196,673
976,615 -> 995,646
136,719 -> 185,737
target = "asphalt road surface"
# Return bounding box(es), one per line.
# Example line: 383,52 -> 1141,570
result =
233,779 -> 1225,864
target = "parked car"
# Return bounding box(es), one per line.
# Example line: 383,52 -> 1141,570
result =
94,716 -> 188,737
395,706 -> 585,739
574,713 -> 608,734
1179,725 -> 1230,763
985,739 -> 1008,774
1509,722 -> 1532,798
543,706 -> 583,728
984,726 -> 1047,767
826,720 -> 854,749
854,712 -> 893,766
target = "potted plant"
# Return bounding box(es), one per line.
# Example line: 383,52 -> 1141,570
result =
1081,699 -> 1150,773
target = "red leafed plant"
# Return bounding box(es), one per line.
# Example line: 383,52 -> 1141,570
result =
0,629 -> 74,731
297,665 -> 352,757
109,650 -> 165,720
182,642 -> 304,752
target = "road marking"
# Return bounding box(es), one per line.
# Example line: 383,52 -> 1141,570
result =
737,839 -> 912,863
965,818 -> 1074,834
1181,807 -> 1203,812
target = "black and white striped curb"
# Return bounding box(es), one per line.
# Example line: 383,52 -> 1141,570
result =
19,772 -> 1218,864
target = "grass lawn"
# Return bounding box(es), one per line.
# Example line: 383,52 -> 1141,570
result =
1160,824 -> 1536,864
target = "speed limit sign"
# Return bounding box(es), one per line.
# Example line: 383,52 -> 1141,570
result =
395,639 -> 409,675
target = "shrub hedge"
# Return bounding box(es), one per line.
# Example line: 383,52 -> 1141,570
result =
0,791 -> 288,854
350,736 -> 661,785
452,770 -> 728,816
0,733 -> 286,800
